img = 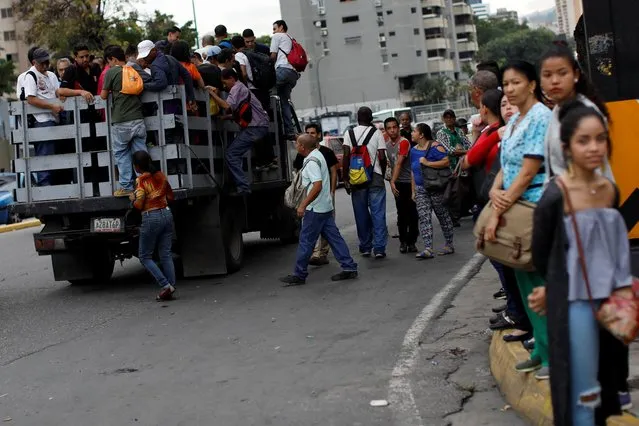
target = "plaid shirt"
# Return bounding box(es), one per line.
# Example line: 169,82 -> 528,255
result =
435,127 -> 471,169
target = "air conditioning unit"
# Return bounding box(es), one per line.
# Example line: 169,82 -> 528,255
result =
374,0 -> 382,7
321,29 -> 329,36
379,36 -> 386,42
318,6 -> 326,15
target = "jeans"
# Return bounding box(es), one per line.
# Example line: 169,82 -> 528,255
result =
492,260 -> 531,331
312,193 -> 336,260
569,300 -> 601,426
351,184 -> 388,254
226,126 -> 269,192
394,181 -> 418,245
294,210 -> 357,280
275,67 -> 299,135
32,120 -> 57,186
138,208 -> 175,288
111,119 -> 147,191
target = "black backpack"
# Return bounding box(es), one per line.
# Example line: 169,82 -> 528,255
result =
245,51 -> 276,91
19,71 -> 38,127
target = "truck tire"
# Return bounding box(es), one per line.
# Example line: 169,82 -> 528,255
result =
222,208 -> 244,273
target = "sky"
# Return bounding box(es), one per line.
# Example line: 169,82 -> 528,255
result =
138,0 -> 557,39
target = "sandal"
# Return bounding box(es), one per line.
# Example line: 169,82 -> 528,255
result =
416,249 -> 435,260
437,245 -> 455,256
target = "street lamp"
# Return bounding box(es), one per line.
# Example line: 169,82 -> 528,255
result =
192,0 -> 200,48
316,55 -> 328,110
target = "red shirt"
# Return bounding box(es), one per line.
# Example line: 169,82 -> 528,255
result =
466,122 -> 501,172
387,136 -> 411,156
133,172 -> 174,212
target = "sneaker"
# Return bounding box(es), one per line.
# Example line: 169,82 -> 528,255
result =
156,284 -> 176,301
374,253 -> 386,259
490,311 -> 504,324
331,271 -> 358,281
437,245 -> 455,256
493,288 -> 507,300
407,244 -> 418,253
360,251 -> 372,257
489,313 -> 517,330
619,392 -> 633,411
492,304 -> 507,313
523,337 -> 535,351
416,249 -> 435,260
535,366 -> 550,380
515,357 -> 542,373
399,243 -> 408,254
309,257 -> 329,266
114,188 -> 134,197
279,275 -> 306,287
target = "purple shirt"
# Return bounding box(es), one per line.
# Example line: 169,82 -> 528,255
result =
226,82 -> 269,127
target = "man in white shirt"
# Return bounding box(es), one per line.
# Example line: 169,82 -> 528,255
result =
270,20 -> 299,138
23,48 -> 63,187
280,134 -> 357,286
342,107 -> 389,258
16,46 -> 40,100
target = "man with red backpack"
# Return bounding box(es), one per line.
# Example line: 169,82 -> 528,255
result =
270,20 -> 307,139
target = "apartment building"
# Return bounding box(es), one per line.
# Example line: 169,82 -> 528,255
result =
469,2 -> 490,20
0,0 -> 30,72
556,0 -> 582,36
494,8 -> 518,22
279,0 -> 479,114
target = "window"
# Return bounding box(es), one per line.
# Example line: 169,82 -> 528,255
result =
340,0 -> 356,2
342,15 -> 359,23
411,7 -> 417,13
416,50 -> 422,57
377,11 -> 383,17
345,36 -> 362,44
381,54 -> 389,64
1,8 -> 13,18
6,53 -> 17,63
414,28 -> 420,35
379,40 -> 387,48
389,31 -> 396,36
427,49 -> 445,58
3,31 -> 15,41
386,10 -> 393,15
391,53 -> 398,58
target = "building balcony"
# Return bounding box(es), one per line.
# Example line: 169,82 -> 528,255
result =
422,0 -> 445,7
425,37 -> 450,50
452,2 -> 473,16
423,16 -> 447,29
427,58 -> 455,73
454,23 -> 476,34
457,40 -> 478,52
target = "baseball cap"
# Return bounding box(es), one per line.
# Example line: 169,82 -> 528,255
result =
137,40 -> 155,60
218,41 -> 232,50
32,48 -> 50,63
442,109 -> 456,118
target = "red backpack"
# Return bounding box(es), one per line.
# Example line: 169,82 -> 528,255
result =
281,35 -> 308,72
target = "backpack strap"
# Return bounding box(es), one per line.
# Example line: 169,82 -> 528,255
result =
361,126 -> 377,146
348,128 -> 357,147
20,71 -> 38,101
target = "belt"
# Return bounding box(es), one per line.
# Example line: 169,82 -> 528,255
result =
142,206 -> 170,215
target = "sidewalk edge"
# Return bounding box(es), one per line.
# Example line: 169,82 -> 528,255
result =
0,219 -> 42,234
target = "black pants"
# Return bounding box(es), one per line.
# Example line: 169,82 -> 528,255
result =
394,181 -> 418,245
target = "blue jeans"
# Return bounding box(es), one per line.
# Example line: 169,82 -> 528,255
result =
569,300 -> 602,426
226,126 -> 269,192
351,185 -> 388,255
111,119 -> 147,191
138,208 -> 175,288
32,120 -> 57,186
276,67 -> 299,135
294,210 -> 357,280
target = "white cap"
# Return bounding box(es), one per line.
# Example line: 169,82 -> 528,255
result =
137,40 -> 155,60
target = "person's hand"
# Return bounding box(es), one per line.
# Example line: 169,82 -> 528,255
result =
51,104 -> 64,114
187,100 -> 198,112
80,90 -> 94,103
344,180 -> 352,195
58,95 -> 67,103
471,115 -> 483,129
528,287 -> 547,316
390,181 -> 399,197
129,192 -> 136,202
489,189 -> 511,212
137,58 -> 147,68
498,126 -> 506,139
484,212 -> 500,242
419,157 -> 429,167
296,205 -> 305,218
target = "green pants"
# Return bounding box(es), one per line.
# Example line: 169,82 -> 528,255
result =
515,270 -> 549,367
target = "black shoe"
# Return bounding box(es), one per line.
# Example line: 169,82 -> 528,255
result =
407,244 -> 418,253
493,288 -> 507,300
490,313 -> 517,330
391,234 -> 400,239
374,252 -> 386,259
399,243 -> 408,254
229,189 -> 251,198
489,312 -> 504,324
503,332 -> 532,343
360,251 -> 372,257
492,304 -> 507,313
331,271 -> 358,281
309,257 -> 329,266
523,338 -> 535,351
453,221 -> 461,228
279,275 -> 306,287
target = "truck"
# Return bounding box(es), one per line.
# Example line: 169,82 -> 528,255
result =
6,86 -> 300,284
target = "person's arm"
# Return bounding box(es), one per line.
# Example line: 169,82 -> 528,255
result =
298,181 -> 322,217
330,165 -> 337,195
270,36 -> 279,61
378,149 -> 387,176
411,171 -> 416,200
100,89 -> 109,100
419,146 -> 449,168
240,64 -> 249,83
58,87 -> 95,102
531,182 -> 560,280
206,86 -> 230,110
390,139 -> 410,196
498,158 -> 543,213
27,96 -> 64,113
176,62 -> 196,102
144,63 -> 169,92
462,130 -> 498,170
132,185 -> 146,210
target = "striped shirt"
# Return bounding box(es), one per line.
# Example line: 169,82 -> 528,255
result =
133,171 -> 174,212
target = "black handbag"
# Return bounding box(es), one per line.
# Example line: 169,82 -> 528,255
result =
443,160 -> 470,207
420,140 -> 452,190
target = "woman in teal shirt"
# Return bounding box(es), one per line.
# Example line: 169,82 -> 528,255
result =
485,61 -> 552,379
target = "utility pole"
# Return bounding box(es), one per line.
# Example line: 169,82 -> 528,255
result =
192,0 -> 200,48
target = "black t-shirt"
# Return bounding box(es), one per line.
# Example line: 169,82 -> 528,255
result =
61,63 -> 100,95
198,63 -> 222,90
293,145 -> 338,170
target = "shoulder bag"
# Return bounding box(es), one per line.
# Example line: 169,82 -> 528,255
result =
558,177 -> 639,345
420,140 -> 452,191
285,156 -> 321,209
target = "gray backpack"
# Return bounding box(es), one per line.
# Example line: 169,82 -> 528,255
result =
285,157 -> 321,209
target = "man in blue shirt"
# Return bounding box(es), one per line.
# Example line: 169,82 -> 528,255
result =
280,134 -> 358,286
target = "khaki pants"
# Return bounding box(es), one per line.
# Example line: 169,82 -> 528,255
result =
311,193 -> 336,260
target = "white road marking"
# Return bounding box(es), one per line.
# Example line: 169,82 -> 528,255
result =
388,253 -> 486,426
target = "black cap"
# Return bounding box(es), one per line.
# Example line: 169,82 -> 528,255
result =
456,118 -> 468,126
442,109 -> 456,118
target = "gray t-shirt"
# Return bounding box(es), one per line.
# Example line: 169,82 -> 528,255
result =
385,136 -> 413,183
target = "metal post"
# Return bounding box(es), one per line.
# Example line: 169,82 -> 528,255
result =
316,55 -> 327,109
192,0 -> 200,48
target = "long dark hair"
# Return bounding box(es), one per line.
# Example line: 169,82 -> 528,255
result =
415,122 -> 433,140
540,44 -> 610,120
481,89 -> 505,127
170,40 -> 191,63
558,100 -> 610,155
502,60 -> 544,103
133,151 -> 157,174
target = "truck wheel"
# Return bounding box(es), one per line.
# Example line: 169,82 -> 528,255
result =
222,208 -> 244,273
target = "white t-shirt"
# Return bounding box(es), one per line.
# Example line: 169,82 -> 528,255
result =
302,149 -> 332,213
234,51 -> 255,90
342,125 -> 386,177
22,66 -> 60,123
270,33 -> 294,70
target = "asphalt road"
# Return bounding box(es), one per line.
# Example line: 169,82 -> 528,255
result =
0,187 -> 495,426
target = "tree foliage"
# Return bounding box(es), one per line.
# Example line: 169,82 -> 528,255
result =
476,17 -> 557,66
412,75 -> 464,104
257,35 -> 272,46
144,11 -> 197,49
0,60 -> 17,97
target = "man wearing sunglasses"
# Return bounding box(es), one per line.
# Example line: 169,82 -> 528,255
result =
22,48 -> 63,186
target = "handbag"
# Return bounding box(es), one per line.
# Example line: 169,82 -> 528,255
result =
443,159 -> 470,208
420,140 -> 452,190
284,157 -> 321,209
473,199 -> 536,271
558,177 -> 639,345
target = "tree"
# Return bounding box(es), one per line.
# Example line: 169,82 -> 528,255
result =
144,11 -> 197,48
0,60 -> 16,97
257,35 -> 272,46
107,11 -> 145,48
412,75 -> 462,104
475,17 -> 529,47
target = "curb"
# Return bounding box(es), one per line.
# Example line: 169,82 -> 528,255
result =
490,329 -> 639,425
0,219 -> 41,234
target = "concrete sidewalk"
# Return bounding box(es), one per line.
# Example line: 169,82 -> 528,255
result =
0,218 -> 41,234
484,268 -> 639,425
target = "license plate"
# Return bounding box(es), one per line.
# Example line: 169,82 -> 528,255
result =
91,217 -> 124,233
